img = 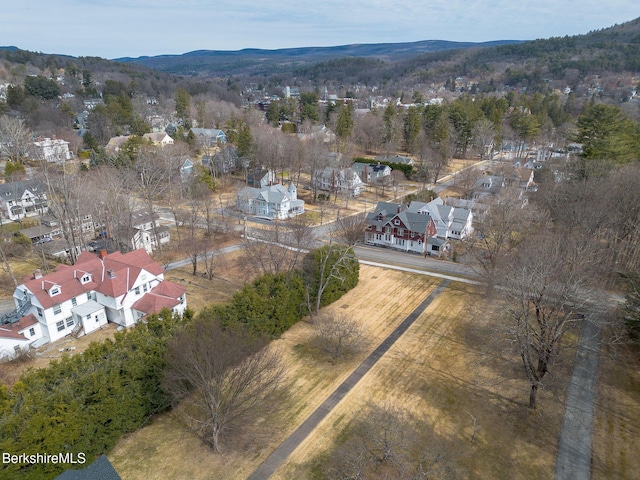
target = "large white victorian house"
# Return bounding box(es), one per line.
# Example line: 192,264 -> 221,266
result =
3,249 -> 186,352
236,182 -> 305,219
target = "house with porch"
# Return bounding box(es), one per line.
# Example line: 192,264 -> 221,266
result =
364,201 -> 444,255
0,180 -> 48,221
408,197 -> 473,241
313,167 -> 366,197
236,182 -> 304,219
4,249 -> 187,349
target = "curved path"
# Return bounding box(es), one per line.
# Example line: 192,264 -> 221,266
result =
247,280 -> 450,480
554,315 -> 603,479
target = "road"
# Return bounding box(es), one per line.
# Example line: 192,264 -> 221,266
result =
247,280 -> 451,480
354,244 -> 479,280
553,310 -> 605,480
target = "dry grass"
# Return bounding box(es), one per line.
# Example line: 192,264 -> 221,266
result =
277,282 -> 568,479
108,266 -> 580,480
591,343 -> 640,480
109,266 -> 440,479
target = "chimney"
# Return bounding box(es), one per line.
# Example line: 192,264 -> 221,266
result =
99,249 -> 108,259
34,269 -> 42,279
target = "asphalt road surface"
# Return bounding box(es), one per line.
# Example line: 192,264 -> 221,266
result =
554,314 -> 603,480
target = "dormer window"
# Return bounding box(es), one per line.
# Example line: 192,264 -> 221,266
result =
49,286 -> 61,296
80,273 -> 91,284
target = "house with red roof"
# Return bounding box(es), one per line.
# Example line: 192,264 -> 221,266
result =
6,249 -> 187,349
0,314 -> 41,358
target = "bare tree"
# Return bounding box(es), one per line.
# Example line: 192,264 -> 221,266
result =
321,403 -> 457,479
37,164 -> 91,264
333,213 -> 366,247
240,225 -> 298,276
467,185 -> 544,282
0,116 -> 32,163
303,238 -> 359,317
496,232 -> 600,409
162,318 -> 288,452
135,149 -> 171,251
312,312 -> 365,361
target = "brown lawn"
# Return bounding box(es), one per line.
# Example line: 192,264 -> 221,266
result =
108,265 -> 592,480
276,282 -> 568,479
591,341 -> 640,479
109,266 -> 441,479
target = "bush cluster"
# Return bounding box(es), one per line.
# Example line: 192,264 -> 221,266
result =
0,309 -> 190,479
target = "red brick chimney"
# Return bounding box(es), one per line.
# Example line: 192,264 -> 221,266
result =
99,249 -> 108,259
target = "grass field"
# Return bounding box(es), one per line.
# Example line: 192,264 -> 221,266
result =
109,266 -> 442,479
591,342 -> 640,479
276,282 -> 568,479
107,265 -> 595,480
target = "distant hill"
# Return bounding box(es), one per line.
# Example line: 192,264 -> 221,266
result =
115,39 -> 523,76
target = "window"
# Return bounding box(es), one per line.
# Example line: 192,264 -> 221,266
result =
56,320 -> 65,332
71,297 -> 77,307
66,317 -> 74,328
37,307 -> 43,318
87,292 -> 92,300
53,304 -> 62,315
394,219 -> 400,225
29,328 -> 35,336
135,287 -> 140,295
14,345 -> 21,353
50,287 -> 60,296
143,283 -> 148,293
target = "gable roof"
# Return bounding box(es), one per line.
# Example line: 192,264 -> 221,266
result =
0,180 -> 45,202
19,250 -> 165,309
131,281 -> 186,314
0,313 -> 38,341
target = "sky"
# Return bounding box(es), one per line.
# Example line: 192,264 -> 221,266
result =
2,0 -> 640,59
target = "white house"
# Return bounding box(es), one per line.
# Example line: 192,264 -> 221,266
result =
0,314 -> 41,359
126,211 -> 171,254
6,249 -> 187,348
236,183 -> 304,219
247,167 -> 277,188
0,180 -> 48,221
33,137 -> 71,163
313,167 -> 366,197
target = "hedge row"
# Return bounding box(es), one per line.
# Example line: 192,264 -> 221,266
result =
0,309 -> 191,479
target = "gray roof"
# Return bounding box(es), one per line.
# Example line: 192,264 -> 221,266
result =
366,201 -> 431,233
0,180 -> 45,201
54,455 -> 121,480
